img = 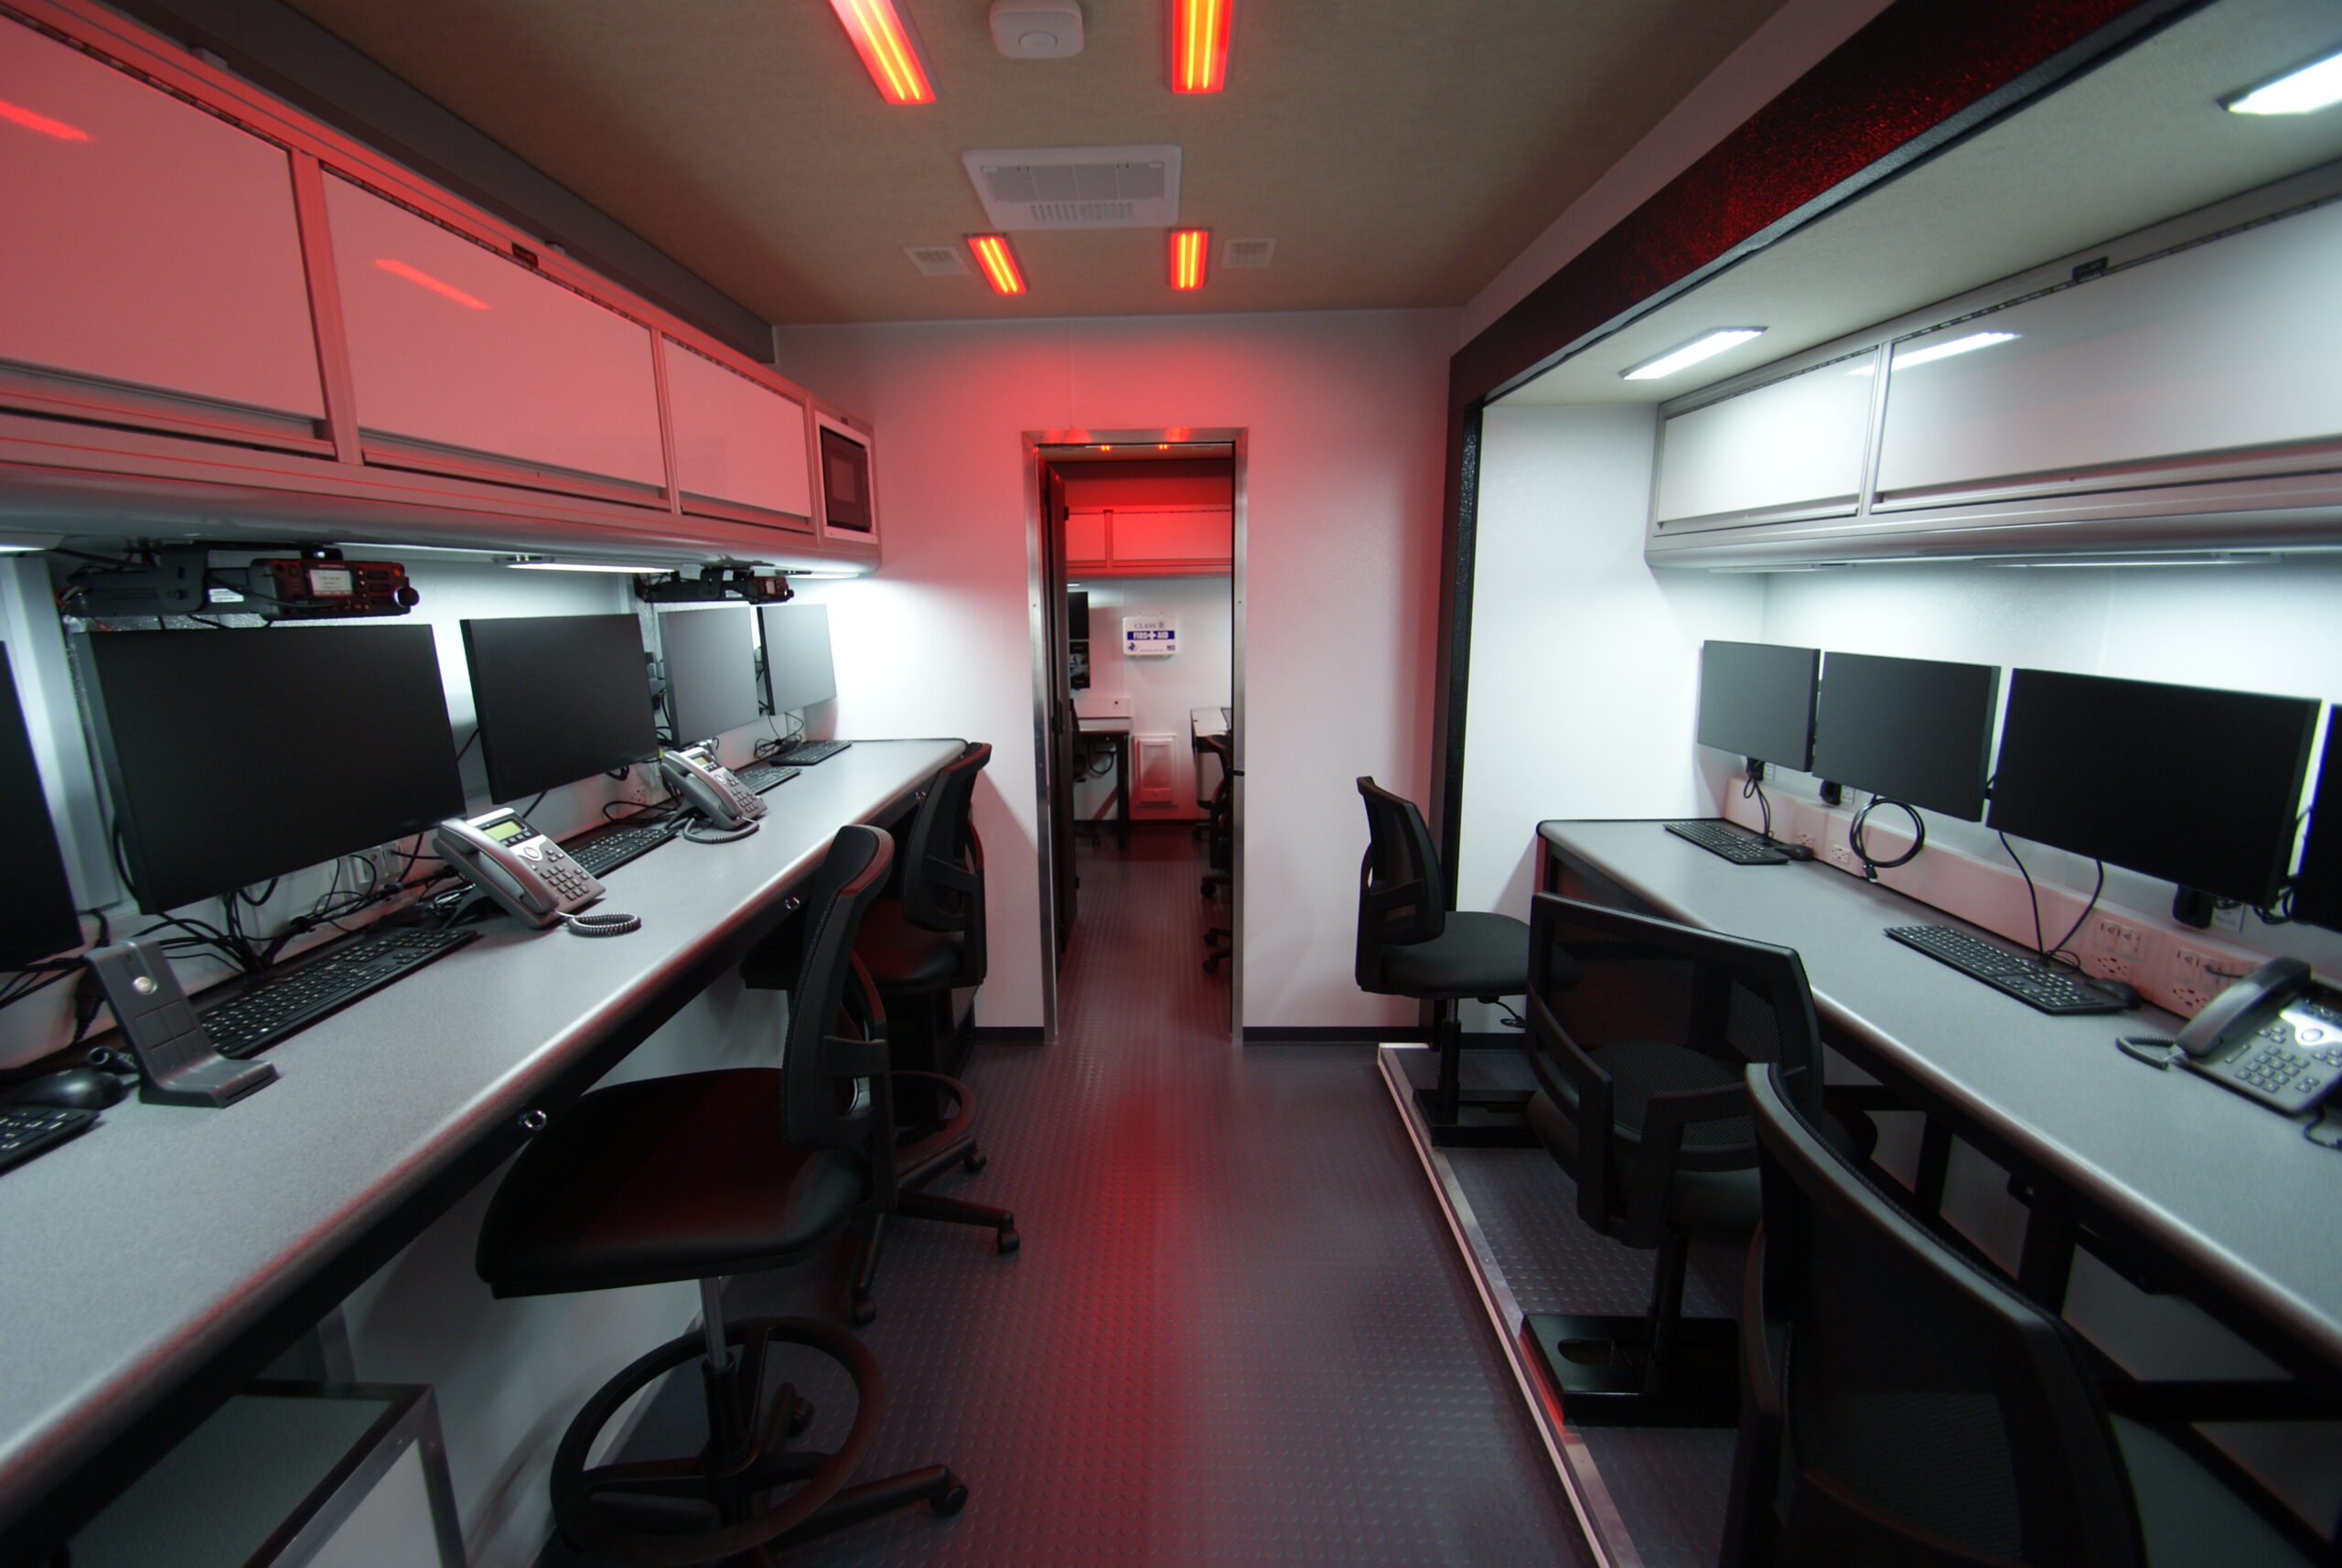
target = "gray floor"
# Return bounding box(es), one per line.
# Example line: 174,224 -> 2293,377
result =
550,827 -> 1589,1565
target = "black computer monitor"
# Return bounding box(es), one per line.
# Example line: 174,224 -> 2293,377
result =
2290,707 -> 2342,932
659,608 -> 761,745
1987,669 -> 2317,907
759,603 -> 837,714
462,614 -> 660,803
1068,590 -> 1090,643
1810,651 -> 2000,821
80,627 -> 466,915
1695,641 -> 1819,770
1,644 -> 81,966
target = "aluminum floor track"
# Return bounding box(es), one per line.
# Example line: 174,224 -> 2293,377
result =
543,828 -> 1589,1566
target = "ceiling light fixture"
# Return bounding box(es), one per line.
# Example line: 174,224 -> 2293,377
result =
967,233 -> 1027,294
1619,328 -> 1767,381
827,0 -> 938,105
0,99 -> 90,140
1168,228 -> 1209,289
376,259 -> 489,309
502,557 -> 674,574
1169,0 -> 1232,93
2222,47 -> 2342,115
1850,330 -> 2019,374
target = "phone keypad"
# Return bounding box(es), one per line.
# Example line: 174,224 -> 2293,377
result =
2216,1006 -> 2342,1112
535,847 -> 598,906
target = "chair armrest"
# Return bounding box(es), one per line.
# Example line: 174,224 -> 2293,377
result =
1742,1223 -> 1782,1420
1621,1079 -> 1751,1247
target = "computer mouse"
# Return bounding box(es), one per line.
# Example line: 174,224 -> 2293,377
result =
2088,979 -> 2143,1010
9,1067 -> 130,1110
1778,843 -> 1816,861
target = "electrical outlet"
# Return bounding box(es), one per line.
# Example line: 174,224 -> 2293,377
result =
1824,839 -> 1863,875
2086,917 -> 2142,981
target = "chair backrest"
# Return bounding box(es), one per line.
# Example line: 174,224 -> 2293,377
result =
780,824 -> 897,1151
1355,777 -> 1446,992
1527,893 -> 1822,1246
897,741 -> 990,980
1741,1063 -> 2143,1568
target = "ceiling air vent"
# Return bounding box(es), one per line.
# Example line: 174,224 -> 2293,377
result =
904,245 -> 969,276
962,145 -> 1180,231
1222,237 -> 1276,269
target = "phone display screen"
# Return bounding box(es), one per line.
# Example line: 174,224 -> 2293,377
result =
482,818 -> 530,843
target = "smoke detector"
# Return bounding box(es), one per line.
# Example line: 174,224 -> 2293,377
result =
991,0 -> 1082,59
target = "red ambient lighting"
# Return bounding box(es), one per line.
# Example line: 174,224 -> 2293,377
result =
967,234 -> 1026,295
1168,228 -> 1209,290
827,0 -> 938,105
1169,0 -> 1231,93
0,99 -> 91,140
375,258 -> 489,310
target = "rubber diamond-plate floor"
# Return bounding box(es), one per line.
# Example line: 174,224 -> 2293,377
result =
545,828 -> 1590,1567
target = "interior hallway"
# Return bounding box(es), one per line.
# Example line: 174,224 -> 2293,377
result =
556,825 -> 1587,1566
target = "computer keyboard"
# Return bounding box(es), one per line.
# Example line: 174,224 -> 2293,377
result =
564,817 -> 682,878
1885,925 -> 2127,1015
733,761 -> 802,794
1665,821 -> 1792,865
0,1104 -> 97,1177
771,739 -> 851,766
199,927 -> 478,1059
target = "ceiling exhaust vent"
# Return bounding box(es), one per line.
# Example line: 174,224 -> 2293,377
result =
1222,238 -> 1276,269
904,245 -> 969,276
962,145 -> 1180,231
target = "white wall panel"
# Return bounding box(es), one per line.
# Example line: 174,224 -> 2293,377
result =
664,338 -> 812,517
1878,199 -> 2342,497
0,17 -> 323,417
1654,357 -> 1873,522
325,176 -> 664,489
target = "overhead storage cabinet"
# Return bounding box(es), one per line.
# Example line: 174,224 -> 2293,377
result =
1875,199 -> 2342,507
1652,358 -> 1874,529
323,175 -> 667,498
0,17 -> 326,442
662,338 -> 815,528
1065,508 -> 1231,575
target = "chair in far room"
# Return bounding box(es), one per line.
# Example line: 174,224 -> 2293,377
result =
1724,1060 -> 2314,1568
1354,777 -> 1536,1144
1198,732 -> 1232,973
1519,893 -> 1827,1429
472,825 -> 966,1566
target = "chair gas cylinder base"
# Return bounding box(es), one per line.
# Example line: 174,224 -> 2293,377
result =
1526,1311 -> 1741,1429
1411,1084 -> 1539,1148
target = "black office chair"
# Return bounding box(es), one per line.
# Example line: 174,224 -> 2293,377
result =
474,825 -> 965,1566
1725,1061 -> 2312,1568
1199,733 -> 1232,972
1354,777 -> 1535,1143
843,742 -> 1017,1324
1520,892 -> 1825,1427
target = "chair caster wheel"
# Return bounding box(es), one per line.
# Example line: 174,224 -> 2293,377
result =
995,1227 -> 1020,1255
850,1295 -> 876,1326
934,1475 -> 969,1515
962,1149 -> 987,1175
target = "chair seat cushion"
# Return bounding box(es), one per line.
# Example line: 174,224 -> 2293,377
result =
855,900 -> 963,994
477,1069 -> 866,1298
1528,1084 -> 1761,1237
1380,910 -> 1531,998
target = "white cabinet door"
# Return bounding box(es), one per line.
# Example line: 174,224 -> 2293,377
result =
663,339 -> 813,522
1112,508 -> 1230,563
1653,359 -> 1873,526
1065,509 -> 1110,567
0,18 -> 324,427
324,175 -> 665,493
1877,200 -> 2342,502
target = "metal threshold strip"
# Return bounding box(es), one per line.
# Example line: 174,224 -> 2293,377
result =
1375,1043 -> 1648,1568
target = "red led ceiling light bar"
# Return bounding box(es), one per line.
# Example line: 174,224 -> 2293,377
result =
0,98 -> 90,140
1169,0 -> 1232,92
828,0 -> 938,104
967,234 -> 1026,295
375,258 -> 489,309
1168,229 -> 1209,289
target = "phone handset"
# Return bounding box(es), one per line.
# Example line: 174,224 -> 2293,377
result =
661,745 -> 765,839
2175,957 -> 2311,1058
434,808 -> 607,929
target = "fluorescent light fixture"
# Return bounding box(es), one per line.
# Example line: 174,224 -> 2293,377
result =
1990,553 -> 2275,569
375,258 -> 489,310
1619,328 -> 1766,381
1168,228 -> 1209,289
0,532 -> 61,553
0,99 -> 90,141
502,558 -> 674,575
2223,48 -> 2342,115
788,569 -> 865,580
967,233 -> 1027,295
1851,330 -> 2020,375
827,0 -> 939,104
1170,0 -> 1233,93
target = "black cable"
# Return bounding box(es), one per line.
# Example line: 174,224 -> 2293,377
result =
2046,858 -> 2107,970
1741,771 -> 1772,842
1849,796 -> 1924,881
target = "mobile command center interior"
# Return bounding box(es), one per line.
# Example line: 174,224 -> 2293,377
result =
5,2 -> 2342,1565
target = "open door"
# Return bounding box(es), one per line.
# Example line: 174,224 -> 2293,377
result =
1041,465 -> 1077,954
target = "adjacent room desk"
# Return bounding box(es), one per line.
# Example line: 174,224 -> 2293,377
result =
1537,819 -> 2342,1395
0,739 -> 962,1560
1074,714 -> 1131,846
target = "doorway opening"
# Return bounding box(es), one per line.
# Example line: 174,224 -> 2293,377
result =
1026,429 -> 1245,1047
